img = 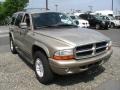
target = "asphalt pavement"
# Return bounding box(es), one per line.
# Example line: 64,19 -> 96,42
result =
0,26 -> 9,53
97,28 -> 120,47
0,26 -> 120,90
0,47 -> 120,90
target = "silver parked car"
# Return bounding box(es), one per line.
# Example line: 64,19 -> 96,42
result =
9,10 -> 113,84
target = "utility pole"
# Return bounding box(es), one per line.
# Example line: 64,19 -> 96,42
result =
116,8 -> 118,15
112,0 -> 113,11
88,5 -> 93,12
46,0 -> 49,10
55,4 -> 58,12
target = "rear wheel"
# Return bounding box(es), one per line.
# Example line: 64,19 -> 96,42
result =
104,27 -> 109,30
95,24 -> 101,30
10,38 -> 17,54
111,23 -> 115,28
34,51 -> 54,84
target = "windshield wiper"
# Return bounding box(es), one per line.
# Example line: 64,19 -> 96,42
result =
35,23 -> 77,29
52,23 -> 77,27
35,25 -> 56,29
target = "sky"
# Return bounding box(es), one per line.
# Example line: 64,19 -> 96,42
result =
0,0 -> 120,13
27,0 -> 120,13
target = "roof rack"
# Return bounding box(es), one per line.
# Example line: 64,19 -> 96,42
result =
24,8 -> 50,12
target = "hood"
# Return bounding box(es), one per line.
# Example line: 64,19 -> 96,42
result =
34,28 -> 110,46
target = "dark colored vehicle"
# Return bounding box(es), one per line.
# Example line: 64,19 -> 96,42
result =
79,14 -> 110,30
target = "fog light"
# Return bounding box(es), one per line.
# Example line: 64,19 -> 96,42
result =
65,68 -> 72,74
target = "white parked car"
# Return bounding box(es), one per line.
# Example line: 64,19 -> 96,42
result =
101,15 -> 120,28
70,15 -> 90,28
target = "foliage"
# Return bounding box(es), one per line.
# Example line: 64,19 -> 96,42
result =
0,0 -> 28,25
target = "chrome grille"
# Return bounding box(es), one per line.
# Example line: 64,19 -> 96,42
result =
75,41 -> 108,59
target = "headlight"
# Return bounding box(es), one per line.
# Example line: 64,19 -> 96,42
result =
53,49 -> 74,60
107,41 -> 112,50
102,21 -> 105,24
109,41 -> 112,47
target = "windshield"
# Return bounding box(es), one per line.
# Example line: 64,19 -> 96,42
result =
94,15 -> 103,20
32,12 -> 75,29
108,16 -> 116,20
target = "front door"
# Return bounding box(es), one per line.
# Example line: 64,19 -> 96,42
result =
19,14 -> 33,59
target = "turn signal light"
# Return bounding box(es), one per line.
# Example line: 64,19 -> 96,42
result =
53,55 -> 74,60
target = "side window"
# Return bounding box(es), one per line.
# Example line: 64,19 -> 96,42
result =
11,17 -> 15,25
14,13 -> 23,26
23,14 -> 30,27
11,14 -> 17,25
106,17 -> 110,20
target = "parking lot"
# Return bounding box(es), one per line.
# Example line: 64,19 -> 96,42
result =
0,26 -> 120,90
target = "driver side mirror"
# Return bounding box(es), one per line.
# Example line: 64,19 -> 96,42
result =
20,23 -> 27,29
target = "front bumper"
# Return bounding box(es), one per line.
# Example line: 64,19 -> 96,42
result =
49,49 -> 113,75
79,24 -> 90,28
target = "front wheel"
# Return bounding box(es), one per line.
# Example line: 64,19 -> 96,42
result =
111,23 -> 115,28
10,38 -> 17,54
34,51 -> 54,84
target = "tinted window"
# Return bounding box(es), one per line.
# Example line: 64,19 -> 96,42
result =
23,14 -> 30,27
15,13 -> 23,26
32,12 -> 74,29
11,14 -> 17,25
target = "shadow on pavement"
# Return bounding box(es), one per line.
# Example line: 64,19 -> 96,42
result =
18,53 -> 34,70
18,53 -> 105,86
52,66 -> 105,86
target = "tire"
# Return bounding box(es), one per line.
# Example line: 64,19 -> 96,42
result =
95,24 -> 100,30
111,23 -> 115,28
34,51 -> 54,84
10,38 -> 17,54
104,27 -> 109,30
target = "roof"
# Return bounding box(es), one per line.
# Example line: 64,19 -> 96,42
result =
23,8 -> 58,14
13,8 -> 65,15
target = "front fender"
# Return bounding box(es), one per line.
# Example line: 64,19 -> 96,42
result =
34,41 -> 50,57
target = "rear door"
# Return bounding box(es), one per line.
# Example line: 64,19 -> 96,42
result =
9,13 -> 18,39
13,13 -> 24,49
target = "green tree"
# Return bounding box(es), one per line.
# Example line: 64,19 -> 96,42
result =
0,0 -> 28,25
3,0 -> 28,17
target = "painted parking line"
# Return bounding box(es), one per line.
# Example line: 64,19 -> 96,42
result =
113,42 -> 120,47
0,31 -> 9,33
0,34 -> 9,38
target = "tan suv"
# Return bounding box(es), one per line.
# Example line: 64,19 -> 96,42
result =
9,10 -> 113,84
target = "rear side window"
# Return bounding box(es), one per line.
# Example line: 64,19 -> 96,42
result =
14,13 -> 23,26
11,14 -> 17,25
